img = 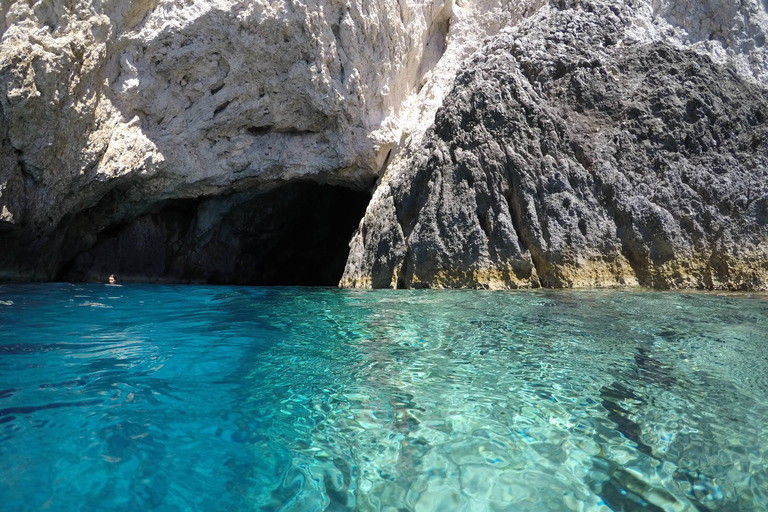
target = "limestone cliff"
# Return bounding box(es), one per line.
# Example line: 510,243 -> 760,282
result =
0,0 -> 767,287
0,0 -> 550,283
0,0 -> 463,282
342,0 -> 768,290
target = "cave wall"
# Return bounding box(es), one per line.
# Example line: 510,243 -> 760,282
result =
60,183 -> 371,285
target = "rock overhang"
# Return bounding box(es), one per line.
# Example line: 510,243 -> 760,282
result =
1,0 -> 767,287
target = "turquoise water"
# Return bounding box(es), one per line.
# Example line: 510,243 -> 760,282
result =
1,284 -> 767,512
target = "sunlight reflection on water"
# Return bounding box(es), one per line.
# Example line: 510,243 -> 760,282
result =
1,284 -> 767,511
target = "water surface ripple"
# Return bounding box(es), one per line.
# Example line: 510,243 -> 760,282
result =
1,284 -> 766,511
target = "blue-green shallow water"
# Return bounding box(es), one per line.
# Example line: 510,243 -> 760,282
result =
1,284 -> 767,512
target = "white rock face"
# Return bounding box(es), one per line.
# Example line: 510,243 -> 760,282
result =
0,0 -> 766,281
0,0 -> 456,227
653,0 -> 768,83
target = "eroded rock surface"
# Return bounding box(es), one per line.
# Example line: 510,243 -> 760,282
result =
0,0 -> 557,282
1,0 -> 767,287
342,1 -> 768,290
0,0 -> 466,281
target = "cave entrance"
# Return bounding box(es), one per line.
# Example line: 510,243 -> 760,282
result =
61,182 -> 372,286
224,181 -> 372,286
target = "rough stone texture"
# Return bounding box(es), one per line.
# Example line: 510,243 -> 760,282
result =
342,1 -> 768,290
653,0 -> 768,84
0,0 -> 452,280
0,0 -> 557,282
1,0 -> 767,286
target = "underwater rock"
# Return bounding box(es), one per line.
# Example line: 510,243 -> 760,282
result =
342,1 -> 768,290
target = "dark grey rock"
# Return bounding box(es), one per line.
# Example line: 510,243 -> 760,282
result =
342,2 -> 768,290
1,181 -> 369,285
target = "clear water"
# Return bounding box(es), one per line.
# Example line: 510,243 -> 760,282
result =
1,284 -> 767,512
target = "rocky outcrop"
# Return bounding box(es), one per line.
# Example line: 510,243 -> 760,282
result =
0,0 -> 468,281
342,1 -> 768,290
1,0 -> 767,287
0,0 -> 561,283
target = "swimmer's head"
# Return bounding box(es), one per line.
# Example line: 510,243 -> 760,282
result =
108,274 -> 116,284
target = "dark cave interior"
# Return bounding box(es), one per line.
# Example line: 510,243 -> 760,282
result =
59,182 -> 372,286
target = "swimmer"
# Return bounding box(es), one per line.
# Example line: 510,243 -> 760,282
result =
108,274 -> 116,284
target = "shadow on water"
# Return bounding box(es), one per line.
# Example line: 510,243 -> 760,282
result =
600,382 -> 654,457
596,380 -> 718,512
594,325 -> 735,512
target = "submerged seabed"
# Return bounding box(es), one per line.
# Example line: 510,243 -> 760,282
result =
0,284 -> 766,512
